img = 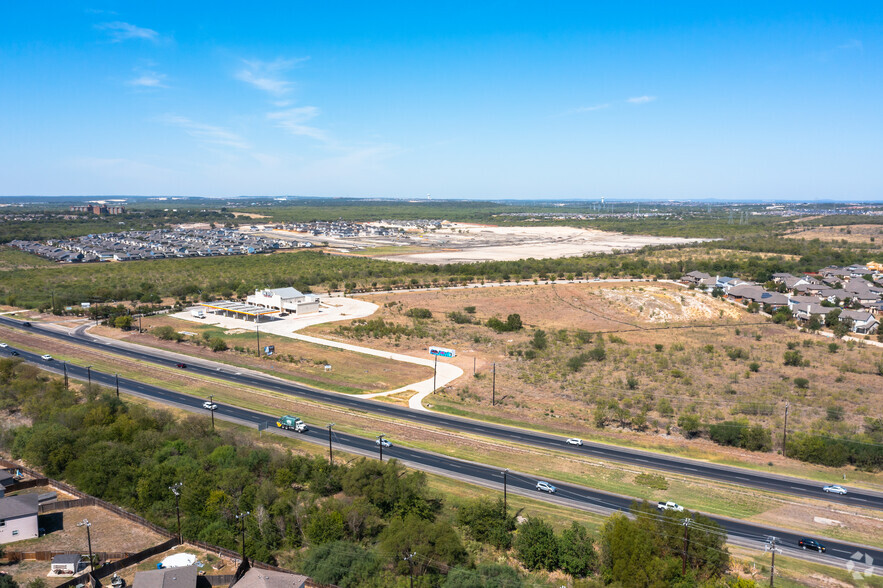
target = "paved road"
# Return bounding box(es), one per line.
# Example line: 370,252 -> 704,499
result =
2,341 -> 880,576
2,315 -> 882,513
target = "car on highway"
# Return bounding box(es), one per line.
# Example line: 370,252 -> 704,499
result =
822,484 -> 847,495
202,401 -> 218,410
0,343 -> 7,348
10,351 -> 19,356
565,438 -> 583,446
376,438 -> 392,448
41,354 -> 53,361
176,363 -> 187,368
536,481 -> 557,494
22,322 -> 31,327
798,538 -> 826,552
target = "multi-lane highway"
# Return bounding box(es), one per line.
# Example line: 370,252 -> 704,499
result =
2,339 -> 880,575
2,315 -> 882,513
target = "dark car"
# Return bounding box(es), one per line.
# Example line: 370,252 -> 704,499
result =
176,363 -> 187,368
10,351 -> 19,356
798,538 -> 826,552
22,321 -> 31,327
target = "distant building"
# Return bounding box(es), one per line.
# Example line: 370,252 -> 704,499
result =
70,204 -> 126,215
246,287 -> 320,315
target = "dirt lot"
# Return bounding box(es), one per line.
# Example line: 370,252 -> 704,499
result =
785,223 -> 883,247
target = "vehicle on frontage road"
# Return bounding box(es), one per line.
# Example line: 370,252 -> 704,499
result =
41,354 -> 52,361
176,363 -> 187,368
536,481 -> 557,494
565,438 -> 583,446
658,501 -> 684,512
202,401 -> 217,410
276,415 -> 308,433
0,343 -> 7,348
798,538 -> 826,552
376,438 -> 392,448
823,485 -> 847,495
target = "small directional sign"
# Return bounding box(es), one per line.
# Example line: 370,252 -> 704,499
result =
429,346 -> 456,358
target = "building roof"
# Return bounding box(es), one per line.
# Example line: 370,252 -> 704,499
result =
0,493 -> 39,519
0,470 -> 14,487
134,565 -> 198,588
233,568 -> 308,588
201,301 -> 278,316
52,554 -> 84,565
260,287 -> 304,299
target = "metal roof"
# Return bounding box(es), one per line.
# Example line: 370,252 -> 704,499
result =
201,301 -> 278,316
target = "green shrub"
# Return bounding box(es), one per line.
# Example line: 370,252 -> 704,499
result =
405,307 -> 432,319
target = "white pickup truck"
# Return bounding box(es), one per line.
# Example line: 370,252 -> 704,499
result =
657,501 -> 684,512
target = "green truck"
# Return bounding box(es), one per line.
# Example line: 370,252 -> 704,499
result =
276,415 -> 308,433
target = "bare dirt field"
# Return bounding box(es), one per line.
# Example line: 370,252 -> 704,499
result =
784,224 -> 883,247
372,223 -> 708,264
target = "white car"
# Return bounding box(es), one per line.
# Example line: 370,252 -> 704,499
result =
376,438 -> 392,448
0,342 -> 8,348
536,481 -> 557,494
565,438 -> 583,446
202,401 -> 217,410
41,354 -> 53,361
822,485 -> 847,495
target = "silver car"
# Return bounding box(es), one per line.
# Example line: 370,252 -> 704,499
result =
822,485 -> 847,495
565,438 -> 583,446
536,481 -> 557,494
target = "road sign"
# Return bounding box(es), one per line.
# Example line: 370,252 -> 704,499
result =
264,345 -> 275,356
429,346 -> 456,358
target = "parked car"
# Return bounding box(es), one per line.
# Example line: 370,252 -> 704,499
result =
176,363 -> 187,368
202,401 -> 217,410
565,438 -> 583,446
798,538 -> 826,552
41,354 -> 52,361
536,481 -> 557,494
376,438 -> 392,448
822,485 -> 847,495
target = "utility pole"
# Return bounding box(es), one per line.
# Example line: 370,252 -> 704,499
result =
63,362 -> 69,389
86,366 -> 92,388
138,315 -> 142,334
327,423 -> 335,466
77,519 -> 94,573
782,403 -> 789,458
208,395 -> 215,430
766,537 -> 780,587
432,354 -> 438,392
502,469 -> 509,514
681,518 -> 691,576
169,483 -> 182,541
377,434 -> 385,461
235,511 -> 250,561
404,552 -> 416,588
115,374 -> 120,398
473,356 -> 476,376
492,362 -> 496,406
256,322 -> 261,357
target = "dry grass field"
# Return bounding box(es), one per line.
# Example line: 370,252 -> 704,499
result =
784,223 -> 883,247
304,281 -> 883,463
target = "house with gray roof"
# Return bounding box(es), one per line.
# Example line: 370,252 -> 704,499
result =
232,567 -> 307,588
0,493 -> 39,544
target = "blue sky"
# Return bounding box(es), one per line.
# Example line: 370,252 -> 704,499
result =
1,2 -> 881,200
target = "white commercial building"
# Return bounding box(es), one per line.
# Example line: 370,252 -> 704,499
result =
246,287 -> 320,315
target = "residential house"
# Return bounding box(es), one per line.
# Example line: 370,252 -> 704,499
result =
682,271 -> 711,286
839,310 -> 879,334
134,565 -> 208,588
0,493 -> 39,544
792,302 -> 837,322
232,567 -> 308,588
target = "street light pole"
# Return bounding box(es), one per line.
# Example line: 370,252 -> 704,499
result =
86,366 -> 92,388
404,552 -> 416,588
377,434 -> 385,461
256,322 -> 261,357
169,483 -> 183,541
492,362 -> 496,406
327,423 -> 335,466
63,362 -> 69,389
208,395 -> 215,430
235,511 -> 250,561
782,403 -> 789,458
115,374 -> 120,398
432,355 -> 437,392
502,469 -> 508,514
77,519 -> 94,573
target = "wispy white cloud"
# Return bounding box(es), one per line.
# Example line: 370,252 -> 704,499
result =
235,57 -> 308,96
127,71 -> 167,88
267,106 -> 328,142
565,103 -> 610,115
838,39 -> 863,50
627,96 -> 656,104
158,115 -> 250,149
96,21 -> 159,42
